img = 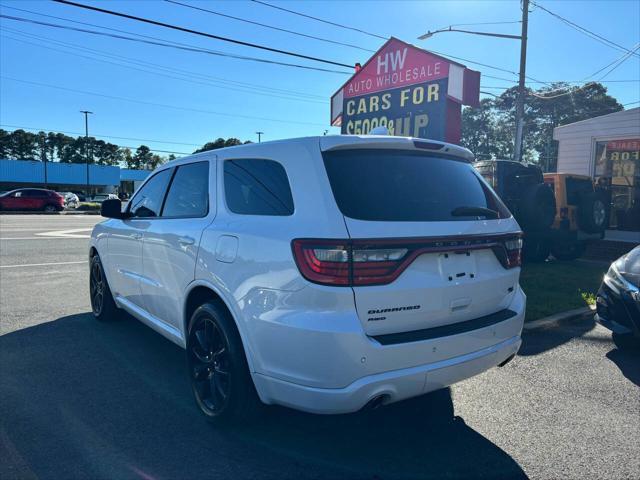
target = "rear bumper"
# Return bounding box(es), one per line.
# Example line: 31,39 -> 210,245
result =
252,287 -> 525,414
253,334 -> 521,414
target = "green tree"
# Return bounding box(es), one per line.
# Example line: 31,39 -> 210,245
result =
461,99 -> 513,160
93,140 -> 123,166
462,82 -> 623,170
127,145 -> 153,169
0,129 -> 10,158
193,137 -> 244,154
147,153 -> 164,170
8,129 -> 38,160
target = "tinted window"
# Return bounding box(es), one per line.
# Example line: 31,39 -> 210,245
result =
224,159 -> 293,216
323,149 -> 509,222
566,177 -> 593,205
23,190 -> 47,198
162,162 -> 209,218
128,169 -> 173,218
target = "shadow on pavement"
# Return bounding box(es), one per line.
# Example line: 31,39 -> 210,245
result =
0,313 -> 527,480
606,335 -> 640,387
519,313 -> 596,357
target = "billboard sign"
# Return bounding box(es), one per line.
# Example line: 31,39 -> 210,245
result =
331,37 -> 480,144
342,78 -> 448,139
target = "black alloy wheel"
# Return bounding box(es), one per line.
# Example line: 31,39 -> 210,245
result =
89,254 -> 119,321
90,257 -> 106,316
188,315 -> 232,415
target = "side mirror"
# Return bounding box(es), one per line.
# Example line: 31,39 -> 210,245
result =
101,198 -> 126,219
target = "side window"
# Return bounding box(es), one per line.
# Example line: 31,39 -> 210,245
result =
224,159 -> 294,216
128,169 -> 173,218
162,162 -> 209,218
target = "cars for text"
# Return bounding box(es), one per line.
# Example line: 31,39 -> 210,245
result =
90,135 -> 526,424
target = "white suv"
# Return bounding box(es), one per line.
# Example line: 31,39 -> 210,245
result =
90,135 -> 525,424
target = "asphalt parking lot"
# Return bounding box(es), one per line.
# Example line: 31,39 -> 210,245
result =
1,214 -> 638,480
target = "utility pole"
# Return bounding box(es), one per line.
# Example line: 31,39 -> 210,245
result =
255,131 -> 264,143
418,2 -> 529,162
513,0 -> 529,163
80,110 -> 93,196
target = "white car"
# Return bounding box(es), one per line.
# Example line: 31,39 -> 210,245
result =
58,192 -> 79,209
88,193 -> 119,204
90,135 -> 525,424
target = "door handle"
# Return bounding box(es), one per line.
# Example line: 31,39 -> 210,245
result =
130,232 -> 143,240
178,236 -> 195,246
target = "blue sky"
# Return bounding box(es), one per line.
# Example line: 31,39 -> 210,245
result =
1,0 -> 639,155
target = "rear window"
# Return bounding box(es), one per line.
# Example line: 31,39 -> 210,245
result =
323,149 -> 510,222
565,177 -> 593,205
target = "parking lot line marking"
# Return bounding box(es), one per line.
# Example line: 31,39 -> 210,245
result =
35,228 -> 92,239
0,237 -> 89,240
0,260 -> 87,268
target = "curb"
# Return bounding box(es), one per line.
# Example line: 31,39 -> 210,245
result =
523,306 -> 595,331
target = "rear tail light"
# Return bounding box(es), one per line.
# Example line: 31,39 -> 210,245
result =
503,237 -> 523,268
293,240 -> 351,285
293,234 -> 522,286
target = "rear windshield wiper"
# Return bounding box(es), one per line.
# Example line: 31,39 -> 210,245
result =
451,206 -> 499,219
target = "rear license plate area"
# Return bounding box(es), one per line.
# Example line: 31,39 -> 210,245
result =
440,251 -> 477,283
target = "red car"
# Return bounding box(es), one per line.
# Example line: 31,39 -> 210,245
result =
0,188 -> 65,212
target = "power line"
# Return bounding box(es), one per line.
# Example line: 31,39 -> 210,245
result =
527,82 -> 597,100
597,44 -> 640,81
0,76 -> 328,127
51,0 -> 354,68
0,5 -> 335,97
2,2 -> 335,80
249,0 -> 387,40
483,73 -> 639,84
0,123 -> 201,147
1,29 -> 328,104
164,0 -> 375,53
2,126 -> 191,155
0,14 -> 351,75
531,1 -> 640,59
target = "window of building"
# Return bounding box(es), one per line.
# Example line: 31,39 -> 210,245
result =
162,162 -> 209,218
594,139 -> 640,231
224,159 -> 294,216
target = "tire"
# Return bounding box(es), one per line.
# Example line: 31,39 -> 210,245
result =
551,241 -> 585,261
187,301 -> 261,425
520,183 -> 556,230
613,332 -> 640,349
578,191 -> 609,234
43,204 -> 58,213
89,254 -> 120,321
523,238 -> 550,263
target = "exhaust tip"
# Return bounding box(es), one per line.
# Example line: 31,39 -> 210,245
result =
498,354 -> 516,367
362,394 -> 388,411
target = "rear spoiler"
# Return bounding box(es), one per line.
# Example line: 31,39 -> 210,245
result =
319,135 -> 475,162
